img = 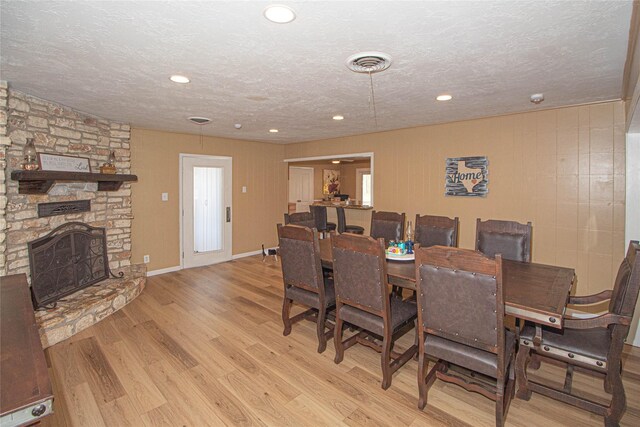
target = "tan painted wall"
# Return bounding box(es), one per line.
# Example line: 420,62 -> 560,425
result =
284,102 -> 627,297
131,128 -> 287,271
338,159 -> 371,200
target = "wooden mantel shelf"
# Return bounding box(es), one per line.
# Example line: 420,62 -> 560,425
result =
11,170 -> 138,194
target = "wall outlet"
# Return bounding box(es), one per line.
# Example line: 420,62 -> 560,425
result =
143,255 -> 150,263
242,186 -> 247,193
161,192 -> 169,201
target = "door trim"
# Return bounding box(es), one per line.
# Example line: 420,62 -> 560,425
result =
179,153 -> 233,270
355,167 -> 371,205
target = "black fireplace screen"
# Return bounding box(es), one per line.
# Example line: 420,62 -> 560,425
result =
28,222 -> 111,308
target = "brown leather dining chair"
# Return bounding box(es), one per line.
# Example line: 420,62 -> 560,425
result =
284,212 -> 316,229
336,206 -> 364,234
475,218 -> 532,262
370,210 -> 406,244
414,214 -> 459,247
277,224 -> 335,353
415,246 -> 515,427
516,240 -> 640,427
331,233 -> 417,389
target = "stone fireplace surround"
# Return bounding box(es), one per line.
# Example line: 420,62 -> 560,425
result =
0,83 -> 145,348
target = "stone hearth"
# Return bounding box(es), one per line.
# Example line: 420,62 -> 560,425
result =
35,264 -> 146,348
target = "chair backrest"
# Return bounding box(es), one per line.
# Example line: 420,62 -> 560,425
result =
309,205 -> 328,231
277,224 -> 324,294
415,246 -> 504,357
414,214 -> 459,247
336,207 -> 347,233
370,210 -> 406,244
475,218 -> 532,262
284,212 -> 316,229
609,240 -> 640,318
331,233 -> 389,316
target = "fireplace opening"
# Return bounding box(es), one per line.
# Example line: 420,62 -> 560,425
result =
27,222 -> 121,309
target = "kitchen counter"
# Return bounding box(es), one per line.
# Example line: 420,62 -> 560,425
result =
311,201 -> 373,210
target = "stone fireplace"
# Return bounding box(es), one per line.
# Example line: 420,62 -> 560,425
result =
0,84 -> 145,347
28,222 -> 112,309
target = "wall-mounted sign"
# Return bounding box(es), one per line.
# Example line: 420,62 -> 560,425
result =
445,156 -> 488,197
38,153 -> 91,173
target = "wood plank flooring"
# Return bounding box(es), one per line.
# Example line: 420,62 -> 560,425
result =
41,255 -> 640,426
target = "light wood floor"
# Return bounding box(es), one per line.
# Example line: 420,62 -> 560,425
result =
41,255 -> 640,426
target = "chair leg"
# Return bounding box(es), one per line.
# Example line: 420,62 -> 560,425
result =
282,297 -> 293,336
381,335 -> 393,390
334,307 -> 345,364
604,363 -> 626,427
529,353 -> 541,370
496,378 -> 506,427
417,349 -> 429,409
316,307 -> 328,353
515,345 -> 532,401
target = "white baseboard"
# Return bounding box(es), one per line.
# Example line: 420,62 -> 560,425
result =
232,249 -> 264,260
232,247 -> 279,260
146,265 -> 181,277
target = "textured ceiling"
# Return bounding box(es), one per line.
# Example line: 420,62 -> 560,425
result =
0,1 -> 633,144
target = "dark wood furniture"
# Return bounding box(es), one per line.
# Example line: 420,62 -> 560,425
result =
1,274 -> 54,426
415,246 -> 515,426
336,206 -> 364,234
414,214 -> 459,247
309,205 -> 336,234
516,240 -> 640,427
330,233 -> 417,389
370,210 -> 405,244
283,212 -> 316,229
11,170 -> 137,194
475,218 -> 532,262
318,239 -> 575,328
277,224 -> 335,353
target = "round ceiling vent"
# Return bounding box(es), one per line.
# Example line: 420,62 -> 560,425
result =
345,52 -> 392,74
188,116 -> 212,125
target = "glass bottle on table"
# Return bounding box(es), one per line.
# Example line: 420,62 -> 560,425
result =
406,220 -> 414,254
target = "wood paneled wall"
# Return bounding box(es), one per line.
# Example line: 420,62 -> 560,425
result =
284,102 -> 626,296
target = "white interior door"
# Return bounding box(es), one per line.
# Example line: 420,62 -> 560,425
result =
289,167 -> 314,212
182,155 -> 232,268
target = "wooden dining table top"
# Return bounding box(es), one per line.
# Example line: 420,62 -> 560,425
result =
318,238 -> 575,329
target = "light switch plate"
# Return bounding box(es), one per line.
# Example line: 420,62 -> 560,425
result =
161,192 -> 168,201
242,186 -> 247,193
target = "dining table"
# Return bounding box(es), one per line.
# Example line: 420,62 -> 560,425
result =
318,238 -> 576,329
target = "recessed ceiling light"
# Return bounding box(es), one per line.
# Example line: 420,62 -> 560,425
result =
333,115 -> 344,121
331,160 -> 341,164
269,129 -> 279,133
264,5 -> 296,23
436,94 -> 452,101
170,75 -> 190,84
530,93 -> 544,104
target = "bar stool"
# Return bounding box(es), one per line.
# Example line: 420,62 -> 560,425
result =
336,207 -> 364,235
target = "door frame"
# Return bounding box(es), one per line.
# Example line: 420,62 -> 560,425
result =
355,167 -> 372,205
179,153 -> 233,269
